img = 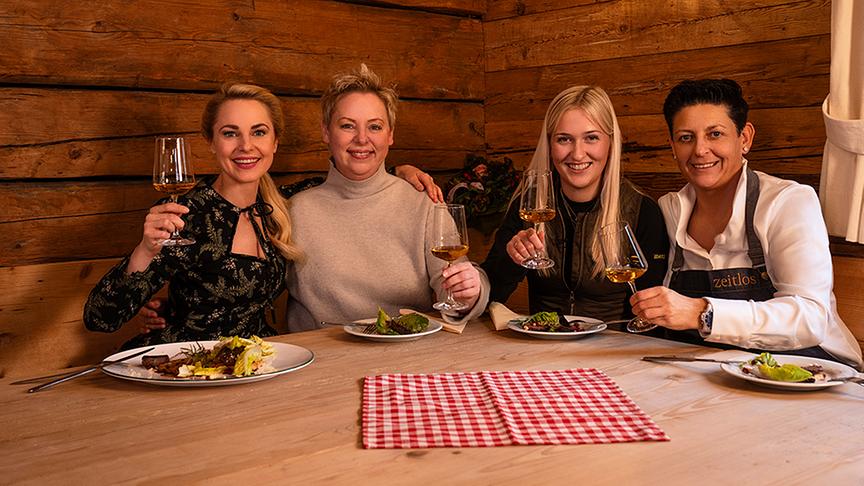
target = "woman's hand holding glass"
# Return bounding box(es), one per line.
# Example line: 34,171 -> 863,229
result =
139,202 -> 191,255
506,228 -> 547,267
518,169 -> 556,269
630,287 -> 708,331
598,221 -> 656,333
431,204 -> 474,312
441,261 -> 482,311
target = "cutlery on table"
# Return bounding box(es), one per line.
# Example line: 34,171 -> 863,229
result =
641,356 -> 746,365
829,376 -> 864,386
24,347 -> 155,393
320,322 -> 378,335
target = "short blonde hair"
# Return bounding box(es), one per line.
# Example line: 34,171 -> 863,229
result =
320,64 -> 398,128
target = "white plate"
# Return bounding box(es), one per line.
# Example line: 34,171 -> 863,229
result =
344,318 -> 443,342
719,354 -> 860,391
101,341 -> 314,387
507,315 -> 605,340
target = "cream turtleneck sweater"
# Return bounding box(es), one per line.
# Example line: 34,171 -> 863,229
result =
285,163 -> 490,332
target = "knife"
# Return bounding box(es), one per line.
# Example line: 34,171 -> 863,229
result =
26,346 -> 155,393
641,355 -> 746,365
320,321 -> 376,328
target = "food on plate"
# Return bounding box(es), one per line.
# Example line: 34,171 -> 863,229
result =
739,352 -> 827,383
142,335 -> 275,379
518,312 -> 594,332
375,308 -> 430,335
141,355 -> 170,369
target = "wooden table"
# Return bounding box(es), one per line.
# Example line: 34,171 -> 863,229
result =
1,319 -> 862,485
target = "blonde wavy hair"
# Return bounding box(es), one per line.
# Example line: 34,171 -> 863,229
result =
516,85 -> 624,278
201,83 -> 302,261
320,64 -> 398,129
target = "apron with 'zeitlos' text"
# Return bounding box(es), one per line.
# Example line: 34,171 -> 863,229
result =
665,168 -> 834,361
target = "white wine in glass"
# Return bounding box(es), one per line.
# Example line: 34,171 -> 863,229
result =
597,221 -> 656,333
431,204 -> 470,312
153,136 -> 196,246
518,169 -> 556,269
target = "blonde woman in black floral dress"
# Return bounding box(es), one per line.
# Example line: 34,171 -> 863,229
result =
84,84 -> 302,349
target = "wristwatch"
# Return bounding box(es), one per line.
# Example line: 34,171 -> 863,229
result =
698,301 -> 714,338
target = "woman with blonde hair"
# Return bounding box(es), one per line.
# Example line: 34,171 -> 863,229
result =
285,64 -> 489,330
85,83 -> 302,348
482,85 -> 667,323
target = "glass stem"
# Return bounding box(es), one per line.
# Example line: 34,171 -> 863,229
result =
169,194 -> 180,239
445,262 -> 456,304
533,223 -> 542,258
627,281 -> 638,294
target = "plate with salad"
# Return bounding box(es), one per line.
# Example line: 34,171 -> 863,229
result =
720,352 -> 860,391
101,335 -> 314,387
344,308 -> 443,342
507,312 -> 605,340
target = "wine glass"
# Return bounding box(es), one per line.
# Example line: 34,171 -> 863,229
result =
153,136 -> 196,246
518,169 -> 556,269
431,204 -> 471,312
597,221 -> 656,332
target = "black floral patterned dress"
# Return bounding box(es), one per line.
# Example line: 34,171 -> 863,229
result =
83,177 -> 287,349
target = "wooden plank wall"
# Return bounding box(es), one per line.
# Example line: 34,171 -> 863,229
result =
483,0 -> 831,197
0,0 -> 485,376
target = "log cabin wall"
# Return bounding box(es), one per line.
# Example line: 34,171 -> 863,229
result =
0,0 -> 485,376
483,0 -> 831,197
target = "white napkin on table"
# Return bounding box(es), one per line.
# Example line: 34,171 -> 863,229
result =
488,301 -> 526,331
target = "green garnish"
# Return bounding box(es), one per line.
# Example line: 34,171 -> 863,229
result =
745,352 -> 814,382
375,307 -> 430,335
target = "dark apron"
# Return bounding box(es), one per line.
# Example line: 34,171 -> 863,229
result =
665,168 -> 835,361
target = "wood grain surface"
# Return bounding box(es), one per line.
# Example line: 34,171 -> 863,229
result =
484,0 -> 830,72
0,0 -> 483,99
0,88 -> 484,179
1,321 -> 861,485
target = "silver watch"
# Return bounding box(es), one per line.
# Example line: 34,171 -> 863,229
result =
698,301 -> 713,338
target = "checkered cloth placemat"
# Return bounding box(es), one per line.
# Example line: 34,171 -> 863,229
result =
362,369 -> 669,448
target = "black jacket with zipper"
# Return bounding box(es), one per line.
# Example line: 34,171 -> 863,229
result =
481,179 -> 668,322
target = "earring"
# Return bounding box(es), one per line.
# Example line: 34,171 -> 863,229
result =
743,147 -> 749,154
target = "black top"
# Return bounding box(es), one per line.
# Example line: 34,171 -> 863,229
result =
481,179 -> 668,322
83,177 -> 287,349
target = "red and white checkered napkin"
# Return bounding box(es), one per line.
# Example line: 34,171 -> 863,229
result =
362,369 -> 668,448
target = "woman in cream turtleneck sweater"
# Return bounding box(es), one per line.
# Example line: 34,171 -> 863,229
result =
285,65 -> 489,331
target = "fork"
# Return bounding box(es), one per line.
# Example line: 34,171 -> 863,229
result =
319,321 -> 379,335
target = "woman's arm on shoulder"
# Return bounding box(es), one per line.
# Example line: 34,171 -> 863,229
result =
394,165 -> 443,203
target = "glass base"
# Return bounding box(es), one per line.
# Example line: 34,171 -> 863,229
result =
433,300 -> 470,312
626,317 -> 657,333
161,236 -> 196,247
521,256 -> 555,270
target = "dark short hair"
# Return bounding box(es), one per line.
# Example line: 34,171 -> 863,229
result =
662,79 -> 748,135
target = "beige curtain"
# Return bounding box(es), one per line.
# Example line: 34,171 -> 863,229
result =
819,0 -> 864,241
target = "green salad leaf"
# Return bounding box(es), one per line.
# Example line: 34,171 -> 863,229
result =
375,307 -> 430,335
745,352 -> 813,382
